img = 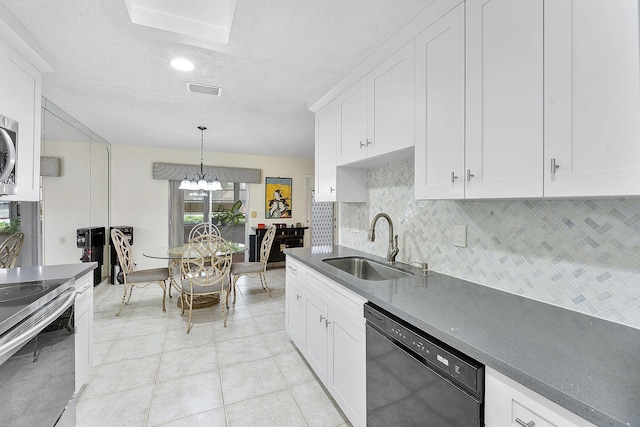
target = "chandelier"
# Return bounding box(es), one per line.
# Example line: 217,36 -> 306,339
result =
179,126 -> 222,191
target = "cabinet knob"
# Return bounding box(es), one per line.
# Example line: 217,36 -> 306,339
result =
366,139 -> 373,146
551,158 -> 560,174
451,172 -> 459,183
515,419 -> 535,427
466,169 -> 475,181
329,186 -> 335,193
296,294 -> 301,300
359,141 -> 366,148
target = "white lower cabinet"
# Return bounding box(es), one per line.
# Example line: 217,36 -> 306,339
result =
285,258 -> 367,427
485,367 -> 596,427
74,272 -> 94,393
285,275 -> 305,350
304,288 -> 329,381
326,305 -> 366,424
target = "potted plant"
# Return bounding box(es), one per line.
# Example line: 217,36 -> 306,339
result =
213,200 -> 246,242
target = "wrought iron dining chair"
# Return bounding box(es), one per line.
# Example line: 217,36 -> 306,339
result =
228,226 -> 276,306
188,222 -> 221,240
111,228 -> 169,316
179,234 -> 233,332
0,232 -> 24,268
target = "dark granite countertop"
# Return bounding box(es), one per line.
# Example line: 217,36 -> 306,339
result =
285,246 -> 639,427
0,263 -> 98,284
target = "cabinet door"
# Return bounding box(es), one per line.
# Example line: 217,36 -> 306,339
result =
368,41 -> 415,159
414,3 -> 465,200
74,273 -> 93,392
465,0 -> 543,198
304,290 -> 328,383
285,278 -> 306,350
315,101 -> 339,202
327,307 -> 366,427
337,78 -> 368,165
544,0 -> 640,197
0,42 -> 41,201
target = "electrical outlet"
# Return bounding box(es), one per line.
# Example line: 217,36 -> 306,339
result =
453,224 -> 467,247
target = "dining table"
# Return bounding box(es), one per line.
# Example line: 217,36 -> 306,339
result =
143,242 -> 248,309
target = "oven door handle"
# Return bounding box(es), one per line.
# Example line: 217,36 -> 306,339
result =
0,128 -> 16,183
0,290 -> 76,360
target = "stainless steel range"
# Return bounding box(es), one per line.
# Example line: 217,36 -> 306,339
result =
0,278 -> 77,426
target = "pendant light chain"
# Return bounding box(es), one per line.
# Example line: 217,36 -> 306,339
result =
178,126 -> 222,191
199,125 -> 206,176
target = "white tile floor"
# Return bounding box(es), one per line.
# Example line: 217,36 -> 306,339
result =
78,269 -> 351,427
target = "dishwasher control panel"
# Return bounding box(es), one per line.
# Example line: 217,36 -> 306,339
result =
365,302 -> 484,399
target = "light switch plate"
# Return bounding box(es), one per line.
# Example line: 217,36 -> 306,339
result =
453,224 -> 467,247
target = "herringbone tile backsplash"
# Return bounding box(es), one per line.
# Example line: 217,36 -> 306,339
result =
339,160 -> 640,328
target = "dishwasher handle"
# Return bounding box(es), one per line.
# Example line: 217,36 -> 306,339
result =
0,290 -> 76,361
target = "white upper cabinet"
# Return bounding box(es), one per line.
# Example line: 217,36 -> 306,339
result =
544,0 -> 640,197
367,41 -> 415,160
315,99 -> 367,203
315,100 -> 340,202
465,0 -> 544,199
337,78 -> 368,165
337,41 -> 414,166
0,41 -> 41,201
414,2 -> 465,200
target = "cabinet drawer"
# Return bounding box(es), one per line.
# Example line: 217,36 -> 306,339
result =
305,270 -> 366,328
286,258 -> 307,282
513,400 -> 556,427
485,367 -> 596,427
74,274 -> 93,309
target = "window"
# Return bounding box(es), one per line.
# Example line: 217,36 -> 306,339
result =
180,182 -> 247,244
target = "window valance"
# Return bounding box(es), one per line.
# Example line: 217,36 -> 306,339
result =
153,162 -> 261,184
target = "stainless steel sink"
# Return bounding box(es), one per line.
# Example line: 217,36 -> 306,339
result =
322,256 -> 412,281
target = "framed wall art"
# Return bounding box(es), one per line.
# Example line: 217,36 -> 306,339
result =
265,177 -> 292,218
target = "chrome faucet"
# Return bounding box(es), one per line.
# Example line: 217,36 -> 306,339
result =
368,213 -> 399,265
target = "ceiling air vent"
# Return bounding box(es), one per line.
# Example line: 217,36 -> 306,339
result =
186,82 -> 222,96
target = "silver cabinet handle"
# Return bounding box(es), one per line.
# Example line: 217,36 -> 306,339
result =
366,139 -> 373,146
359,141 -> 366,148
451,172 -> 459,183
329,186 -> 335,193
466,169 -> 474,181
287,266 -> 297,273
515,418 -> 535,427
319,314 -> 326,323
296,294 -> 301,300
325,319 -> 331,327
551,158 -> 560,174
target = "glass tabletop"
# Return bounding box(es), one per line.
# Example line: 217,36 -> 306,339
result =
143,242 -> 248,260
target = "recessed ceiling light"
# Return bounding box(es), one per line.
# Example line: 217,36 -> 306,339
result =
170,57 -> 194,72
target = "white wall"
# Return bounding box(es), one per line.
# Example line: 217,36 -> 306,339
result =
42,139 -> 91,266
110,144 -> 314,269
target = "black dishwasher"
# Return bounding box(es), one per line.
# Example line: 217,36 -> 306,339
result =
365,303 -> 484,427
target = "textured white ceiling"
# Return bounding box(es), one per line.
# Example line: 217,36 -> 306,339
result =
1,0 -> 423,159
